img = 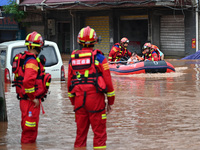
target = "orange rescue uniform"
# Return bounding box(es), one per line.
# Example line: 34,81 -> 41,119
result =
108,43 -> 132,62
68,48 -> 115,149
19,52 -> 41,143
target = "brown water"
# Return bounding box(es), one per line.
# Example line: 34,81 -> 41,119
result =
1,59 -> 200,150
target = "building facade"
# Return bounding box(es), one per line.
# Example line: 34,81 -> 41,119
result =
0,0 -> 19,43
7,0 -> 200,58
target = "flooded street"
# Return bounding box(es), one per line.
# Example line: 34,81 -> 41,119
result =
1,58 -> 200,149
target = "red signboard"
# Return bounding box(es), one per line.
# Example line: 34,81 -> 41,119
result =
0,14 -> 18,30
192,38 -> 196,49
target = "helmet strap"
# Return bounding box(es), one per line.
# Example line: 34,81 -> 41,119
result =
27,46 -> 36,50
35,47 -> 41,54
80,43 -> 94,48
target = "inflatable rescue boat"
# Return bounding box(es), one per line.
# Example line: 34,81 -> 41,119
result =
109,60 -> 175,75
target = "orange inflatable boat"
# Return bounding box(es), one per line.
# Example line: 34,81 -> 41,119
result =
109,60 -> 175,75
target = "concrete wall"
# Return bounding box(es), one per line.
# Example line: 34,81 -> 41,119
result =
185,10 -> 196,56
151,12 -> 160,48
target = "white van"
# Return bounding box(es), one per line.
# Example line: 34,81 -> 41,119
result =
0,40 -> 65,82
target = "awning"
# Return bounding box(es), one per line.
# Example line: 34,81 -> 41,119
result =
19,0 -> 192,9
20,0 -> 43,5
20,0 -> 155,6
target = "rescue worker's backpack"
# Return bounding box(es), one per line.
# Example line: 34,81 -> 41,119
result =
145,49 -> 161,61
153,49 -> 161,61
12,51 -> 51,101
69,49 -> 107,93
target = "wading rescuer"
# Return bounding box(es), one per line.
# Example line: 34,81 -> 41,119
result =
108,37 -> 132,62
12,31 -> 51,143
67,26 -> 115,149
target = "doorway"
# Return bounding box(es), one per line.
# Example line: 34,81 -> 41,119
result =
120,19 -> 148,55
58,22 -> 70,54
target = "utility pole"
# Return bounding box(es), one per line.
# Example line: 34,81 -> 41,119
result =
196,0 -> 199,52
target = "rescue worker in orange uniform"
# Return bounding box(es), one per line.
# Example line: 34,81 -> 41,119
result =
151,44 -> 165,60
142,43 -> 161,61
108,37 -> 132,62
13,31 -> 44,143
67,26 -> 115,149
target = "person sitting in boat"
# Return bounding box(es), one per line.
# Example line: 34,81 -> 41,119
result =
108,37 -> 132,62
151,45 -> 164,60
127,52 -> 143,64
142,43 -> 161,61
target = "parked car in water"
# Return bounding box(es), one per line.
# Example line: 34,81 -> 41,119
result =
0,40 -> 65,82
0,64 -> 7,121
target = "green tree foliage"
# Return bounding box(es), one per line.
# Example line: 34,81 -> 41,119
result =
3,0 -> 26,23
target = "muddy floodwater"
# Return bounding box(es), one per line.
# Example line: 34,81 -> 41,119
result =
1,58 -> 200,150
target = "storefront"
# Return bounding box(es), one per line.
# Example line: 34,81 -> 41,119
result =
0,13 -> 18,43
19,0 -> 197,57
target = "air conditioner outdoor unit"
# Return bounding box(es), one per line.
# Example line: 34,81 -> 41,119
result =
48,19 -> 55,36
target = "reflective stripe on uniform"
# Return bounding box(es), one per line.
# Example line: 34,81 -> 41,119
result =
76,72 -> 81,79
46,82 -> 50,86
68,92 -> 75,98
107,91 -> 115,97
36,57 -> 40,62
25,87 -> 35,93
25,121 -> 36,127
71,53 -> 92,58
93,145 -> 107,149
102,114 -> 107,119
108,56 -> 112,60
15,56 -> 19,60
113,47 -> 118,52
95,60 -> 99,66
103,63 -> 109,70
25,63 -> 38,72
84,70 -> 89,77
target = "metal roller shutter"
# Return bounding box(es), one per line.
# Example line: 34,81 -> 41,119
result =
85,16 -> 110,54
160,15 -> 185,56
199,14 -> 200,49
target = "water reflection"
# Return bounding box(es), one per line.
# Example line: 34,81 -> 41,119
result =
2,59 -> 200,149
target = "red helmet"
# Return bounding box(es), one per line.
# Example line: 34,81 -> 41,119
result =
77,26 -> 98,45
143,43 -> 152,50
120,37 -> 129,44
25,31 -> 44,48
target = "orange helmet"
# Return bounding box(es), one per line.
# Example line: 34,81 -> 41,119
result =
120,37 -> 129,44
143,43 -> 152,50
77,26 -> 98,45
25,31 -> 44,48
